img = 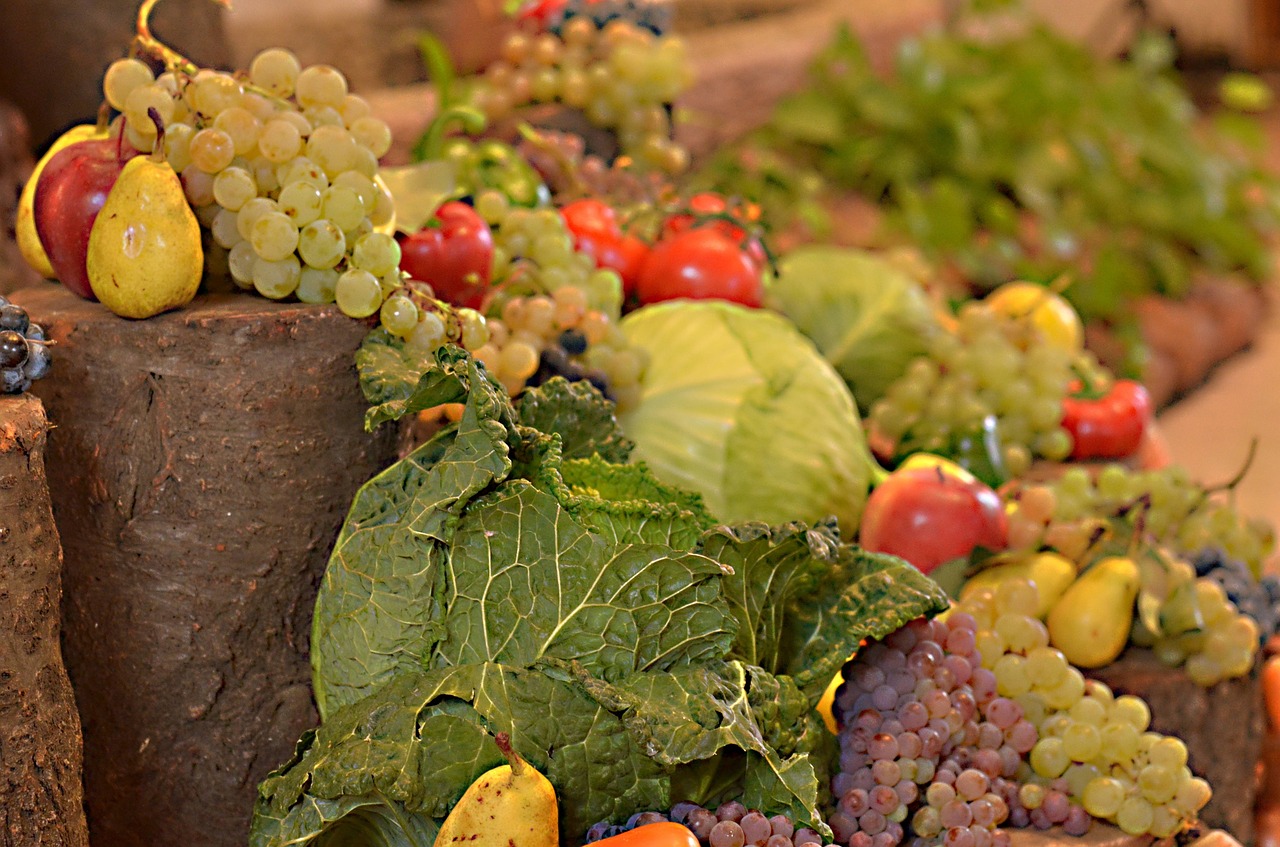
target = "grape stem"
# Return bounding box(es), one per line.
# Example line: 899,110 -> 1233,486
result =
516,122 -> 594,198
134,0 -> 232,76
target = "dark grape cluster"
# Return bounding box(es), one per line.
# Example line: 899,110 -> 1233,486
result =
525,328 -> 613,399
0,296 -> 51,395
551,0 -> 672,36
585,801 -> 835,847
1193,547 -> 1280,644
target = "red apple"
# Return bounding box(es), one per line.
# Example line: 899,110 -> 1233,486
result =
859,464 -> 1008,575
33,134 -> 138,300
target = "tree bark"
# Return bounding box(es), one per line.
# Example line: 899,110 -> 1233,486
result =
10,285 -> 398,847
0,393 -> 88,847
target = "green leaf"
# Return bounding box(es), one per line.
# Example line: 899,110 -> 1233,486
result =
599,661 -> 830,836
313,351 -> 518,717
436,483 -> 735,679
358,337 -> 512,433
255,663 -> 671,845
249,793 -> 438,847
516,377 -> 635,463
780,547 -> 951,701
699,522 -> 839,674
770,92 -> 845,146
379,160 -> 461,234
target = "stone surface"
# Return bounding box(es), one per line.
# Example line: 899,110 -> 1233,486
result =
9,285 -> 399,847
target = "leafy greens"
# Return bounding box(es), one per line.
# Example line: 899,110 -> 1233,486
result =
252,335 -> 949,846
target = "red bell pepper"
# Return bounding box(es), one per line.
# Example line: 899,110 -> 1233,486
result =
1061,379 -> 1152,460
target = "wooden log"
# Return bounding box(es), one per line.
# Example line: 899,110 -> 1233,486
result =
9,285 -> 399,847
1088,646 -> 1264,842
0,393 -> 88,846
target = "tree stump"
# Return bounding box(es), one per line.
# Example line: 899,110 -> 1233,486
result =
9,285 -> 399,847
1088,646 -> 1264,842
0,393 -> 88,847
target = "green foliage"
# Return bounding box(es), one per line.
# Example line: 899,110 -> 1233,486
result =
253,344 -> 949,846
698,23 -> 1278,325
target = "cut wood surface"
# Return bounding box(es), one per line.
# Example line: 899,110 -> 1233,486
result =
1089,647 -> 1264,842
10,285 -> 399,847
0,393 -> 87,847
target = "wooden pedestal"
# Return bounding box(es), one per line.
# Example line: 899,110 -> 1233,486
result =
0,393 -> 87,846
10,285 -> 399,847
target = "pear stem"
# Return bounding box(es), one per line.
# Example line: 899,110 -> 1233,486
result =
493,732 -> 527,776
147,107 -> 167,163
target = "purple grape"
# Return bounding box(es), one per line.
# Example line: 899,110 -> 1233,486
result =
716,802 -> 747,824
709,820 -> 746,847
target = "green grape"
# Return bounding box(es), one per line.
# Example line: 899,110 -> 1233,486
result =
1063,762 -> 1101,798
296,64 -> 348,109
104,58 -> 155,111
298,219 -> 346,270
1082,776 -> 1126,818
212,107 -> 262,156
339,93 -> 372,125
332,171 -> 378,215
227,240 -> 257,287
123,84 -> 175,136
250,212 -> 299,263
212,166 -> 257,212
297,267 -> 339,304
1150,805 -> 1182,839
349,115 -> 392,158
1138,764 -> 1179,804
1116,797 -> 1155,835
458,309 -> 490,351
253,255 -> 302,299
257,119 -> 303,164
1100,721 -> 1141,762
189,71 -> 243,117
278,157 -> 329,190
994,612 -> 1047,653
1042,666 -> 1086,710
1029,737 -> 1069,778
994,580 -> 1040,618
250,47 -> 301,97
335,269 -> 382,318
321,185 -> 365,232
1061,722 -> 1101,761
181,167 -> 216,207
211,208 -> 243,250
352,232 -> 401,277
406,312 -> 447,353
189,128 -> 236,173
1173,776 -> 1211,815
379,295 -> 419,337
163,122 -> 196,172
278,181 -> 324,227
1109,695 -> 1151,731
1066,692 -> 1106,725
308,125 -> 360,177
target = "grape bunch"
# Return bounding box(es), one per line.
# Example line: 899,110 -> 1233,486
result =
467,190 -> 647,410
99,48 -> 486,354
548,0 -> 673,37
1047,464 -> 1275,577
586,802 -> 835,847
0,297 -> 52,395
1192,547 -> 1280,643
468,15 -> 692,173
867,301 -> 1076,477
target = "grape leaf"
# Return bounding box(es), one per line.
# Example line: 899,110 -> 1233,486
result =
437,482 -> 735,680
780,546 -> 951,700
517,377 -> 636,463
254,663 -> 671,844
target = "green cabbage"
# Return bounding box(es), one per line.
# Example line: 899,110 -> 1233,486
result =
618,301 -> 875,533
769,246 -> 940,410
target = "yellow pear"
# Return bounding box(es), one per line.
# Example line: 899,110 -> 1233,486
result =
1047,556 -> 1140,668
86,136 -> 202,320
17,124 -> 104,278
435,732 -> 558,847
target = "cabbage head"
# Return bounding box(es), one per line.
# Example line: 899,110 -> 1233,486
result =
619,300 -> 875,533
769,246 -> 939,411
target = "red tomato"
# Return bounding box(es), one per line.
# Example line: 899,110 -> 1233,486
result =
1061,379 -> 1152,460
662,192 -> 766,269
398,202 -> 494,309
560,199 -> 648,296
635,228 -> 764,308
